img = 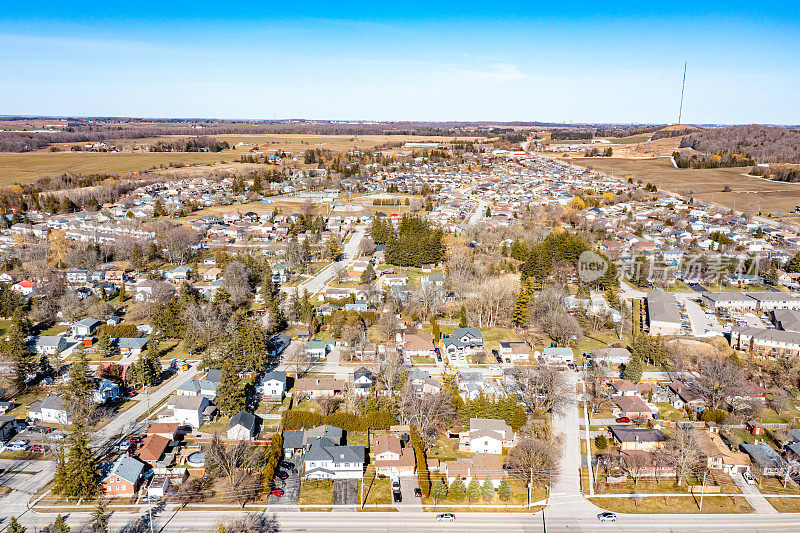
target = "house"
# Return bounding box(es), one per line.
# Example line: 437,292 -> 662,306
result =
282,425 -> 344,457
408,368 -> 442,396
612,396 -> 654,419
147,475 -> 171,500
741,443 -> 787,477
610,426 -> 666,451
305,340 -> 329,359
401,334 -> 436,359
729,381 -> 769,403
93,378 -> 120,404
159,395 -> 215,428
619,450 -> 677,480
442,327 -> 484,359
165,266 -> 191,282
462,418 -> 514,455
227,410 -> 258,441
294,378 -> 346,399
101,455 -> 145,497
590,347 -> 632,366
353,367 -> 373,396
380,273 -> 409,287
176,378 -> 217,400
136,435 -> 171,467
271,263 -> 291,283
696,429 -> 751,474
72,317 -> 102,337
667,381 -> 707,409
372,434 -> 416,477
28,396 -> 69,425
541,346 -> 574,364
443,453 -> 505,489
11,280 -> 35,296
255,370 -> 287,399
146,422 -> 180,440
27,335 -> 68,356
111,337 -> 149,357
267,333 -> 291,357
498,341 -> 530,363
304,440 -> 365,480
610,379 -> 654,398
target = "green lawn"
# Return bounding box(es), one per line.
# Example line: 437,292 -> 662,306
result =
427,436 -> 473,462
361,475 -> 392,505
422,474 -> 543,508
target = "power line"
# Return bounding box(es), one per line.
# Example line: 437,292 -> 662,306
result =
678,61 -> 687,125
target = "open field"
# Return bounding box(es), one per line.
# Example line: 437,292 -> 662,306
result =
110,134 -> 484,156
562,156 -> 800,216
0,151 -> 235,183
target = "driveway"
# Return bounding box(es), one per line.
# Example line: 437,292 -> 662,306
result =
268,454 -> 300,506
731,472 -> 777,513
397,476 -> 422,510
333,479 -> 358,507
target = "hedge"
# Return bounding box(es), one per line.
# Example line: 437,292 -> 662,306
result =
262,430 -> 283,491
410,425 -> 430,497
281,410 -> 396,432
96,324 -> 140,338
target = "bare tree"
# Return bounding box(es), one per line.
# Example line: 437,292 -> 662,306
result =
667,426 -> 700,486
399,383 -> 456,442
285,345 -> 312,379
315,396 -> 341,415
540,311 -> 583,346
204,435 -> 256,487
697,356 -> 740,410
621,451 -> 650,486
376,349 -> 405,397
223,261 -> 254,306
221,513 -> 280,533
505,437 -> 560,479
510,366 -> 572,414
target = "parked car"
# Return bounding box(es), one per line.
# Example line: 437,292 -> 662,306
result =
597,512 -> 617,522
275,471 -> 289,480
29,444 -> 45,453
7,440 -> 28,451
393,491 -> 402,503
280,461 -> 294,470
615,417 -> 630,423
391,479 -> 401,491
414,488 -> 422,498
48,432 -> 66,440
270,488 -> 284,497
436,513 -> 455,522
743,471 -> 756,485
129,436 -> 143,444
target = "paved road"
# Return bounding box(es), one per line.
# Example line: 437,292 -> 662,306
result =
0,363 -> 199,529
282,225 -> 367,296
467,198 -> 487,226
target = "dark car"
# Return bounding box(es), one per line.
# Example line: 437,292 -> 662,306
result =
393,491 -> 402,503
275,471 -> 289,480
129,436 -> 143,444
436,355 -> 442,362
280,461 -> 294,470
615,417 -> 631,423
270,488 -> 284,497
414,488 -> 422,498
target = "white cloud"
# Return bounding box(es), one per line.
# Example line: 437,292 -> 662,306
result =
448,63 -> 530,83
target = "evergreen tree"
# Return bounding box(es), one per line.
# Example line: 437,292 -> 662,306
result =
7,516 -> 25,533
118,282 -> 126,302
497,478 -> 511,505
512,279 -> 535,327
431,317 -> 441,343
466,478 -> 482,505
63,348 -> 95,419
431,478 -> 448,506
90,499 -> 109,533
51,514 -> 70,533
129,243 -> 146,270
215,361 -> 247,417
3,317 -> 36,390
53,418 -> 98,499
449,477 -> 466,501
481,475 -> 495,501
251,174 -> 263,194
96,330 -> 114,359
458,305 -> 468,329
360,263 -> 376,284
623,355 -> 643,383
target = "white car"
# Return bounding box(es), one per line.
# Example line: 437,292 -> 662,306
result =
436,513 -> 455,522
597,512 -> 617,522
743,471 -> 756,485
48,432 -> 66,440
6,439 -> 29,452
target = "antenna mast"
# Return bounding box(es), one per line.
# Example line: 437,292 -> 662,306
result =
678,61 -> 687,125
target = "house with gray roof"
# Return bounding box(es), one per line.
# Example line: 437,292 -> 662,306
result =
72,317 -> 102,337
101,455 -> 146,496
304,438 -> 365,480
28,395 -> 69,424
646,290 -> 682,335
255,370 -> 287,399
27,335 -> 68,356
227,410 -> 258,441
176,378 -> 217,400
741,443 -> 787,476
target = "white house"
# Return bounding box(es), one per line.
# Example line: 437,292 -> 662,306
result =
28,396 -> 69,425
72,317 -> 102,337
304,440 -> 365,480
27,335 -> 68,356
498,341 -> 530,363
464,418 -> 514,455
227,411 -> 258,441
159,395 -> 215,428
255,371 -> 287,399
541,346 -> 574,364
353,367 -> 373,396
93,378 -> 120,404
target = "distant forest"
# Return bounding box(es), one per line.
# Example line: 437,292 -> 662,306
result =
679,125 -> 800,164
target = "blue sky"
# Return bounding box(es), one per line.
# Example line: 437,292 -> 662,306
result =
1,2 -> 798,124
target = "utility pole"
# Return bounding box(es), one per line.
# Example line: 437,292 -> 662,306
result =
146,385 -> 154,533
678,61 -> 687,125
699,470 -> 707,511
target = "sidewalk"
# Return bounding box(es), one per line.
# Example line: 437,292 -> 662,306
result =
731,473 -> 778,514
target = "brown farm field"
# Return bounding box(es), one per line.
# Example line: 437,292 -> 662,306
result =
0,151 -> 235,184
563,156 -> 800,218
111,134 -> 484,156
